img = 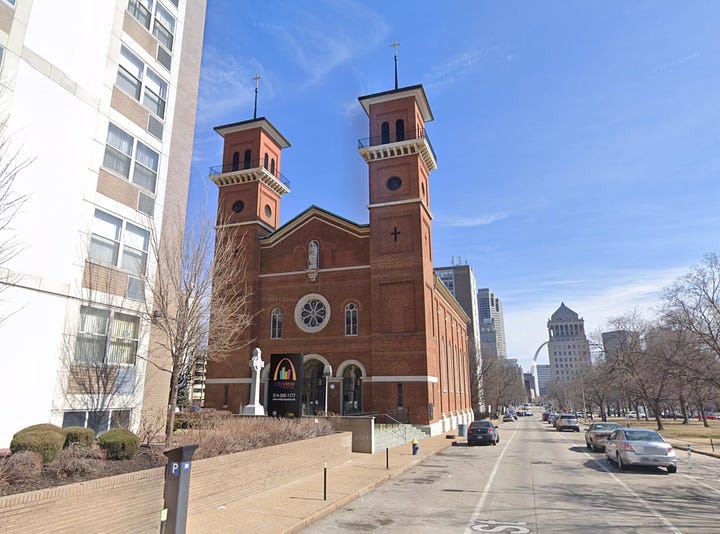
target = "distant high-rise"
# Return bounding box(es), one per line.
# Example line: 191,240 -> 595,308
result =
536,364 -> 551,396
436,264 -> 483,412
523,372 -> 536,402
602,330 -> 637,361
547,303 -> 592,382
478,288 -> 507,359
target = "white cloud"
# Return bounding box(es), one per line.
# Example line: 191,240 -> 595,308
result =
440,212 -> 508,227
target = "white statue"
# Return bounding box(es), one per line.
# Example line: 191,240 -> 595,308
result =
243,347 -> 265,416
308,240 -> 319,270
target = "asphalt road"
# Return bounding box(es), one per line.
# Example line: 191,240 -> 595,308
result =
301,415 -> 720,533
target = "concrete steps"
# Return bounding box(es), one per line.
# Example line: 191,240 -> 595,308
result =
374,424 -> 430,452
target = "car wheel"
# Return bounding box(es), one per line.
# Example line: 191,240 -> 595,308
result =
617,454 -> 627,471
667,464 -> 677,474
575,428 -> 580,432
606,452 -> 613,464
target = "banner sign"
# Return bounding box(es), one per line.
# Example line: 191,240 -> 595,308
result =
268,353 -> 303,417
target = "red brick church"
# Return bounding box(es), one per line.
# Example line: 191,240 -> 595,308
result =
204,83 -> 473,434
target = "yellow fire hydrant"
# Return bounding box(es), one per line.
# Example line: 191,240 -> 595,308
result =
412,438 -> 419,455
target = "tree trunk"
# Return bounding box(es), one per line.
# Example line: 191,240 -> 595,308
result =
164,359 -> 181,439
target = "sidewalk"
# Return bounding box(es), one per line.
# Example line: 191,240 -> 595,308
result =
185,432 -> 458,534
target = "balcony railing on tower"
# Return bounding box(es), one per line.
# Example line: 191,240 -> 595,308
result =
209,158 -> 291,194
357,126 -> 437,170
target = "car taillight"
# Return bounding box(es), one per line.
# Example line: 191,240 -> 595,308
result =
623,443 -> 635,452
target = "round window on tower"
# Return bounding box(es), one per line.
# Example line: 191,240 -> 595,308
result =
232,200 -> 245,213
387,176 -> 402,191
264,204 -> 272,217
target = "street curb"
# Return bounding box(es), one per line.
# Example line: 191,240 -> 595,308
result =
671,443 -> 720,459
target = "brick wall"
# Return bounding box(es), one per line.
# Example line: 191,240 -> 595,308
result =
0,432 -> 351,534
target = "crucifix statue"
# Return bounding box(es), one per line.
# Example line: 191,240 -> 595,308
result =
242,347 -> 266,415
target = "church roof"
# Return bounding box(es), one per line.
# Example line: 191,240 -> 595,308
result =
358,84 -> 434,122
551,302 -> 579,321
259,205 -> 369,245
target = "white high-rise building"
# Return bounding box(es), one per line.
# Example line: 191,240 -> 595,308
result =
547,303 -> 591,383
0,0 -> 206,447
478,288 -> 507,359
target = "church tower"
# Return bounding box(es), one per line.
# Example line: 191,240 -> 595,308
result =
358,85 -> 439,422
207,118 -> 290,395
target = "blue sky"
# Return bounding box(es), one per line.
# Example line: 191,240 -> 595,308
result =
189,1 -> 720,372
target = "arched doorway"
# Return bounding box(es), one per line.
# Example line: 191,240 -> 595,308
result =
302,359 -> 325,415
342,364 -> 363,415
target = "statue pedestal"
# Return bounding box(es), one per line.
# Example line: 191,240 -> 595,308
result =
242,403 -> 265,416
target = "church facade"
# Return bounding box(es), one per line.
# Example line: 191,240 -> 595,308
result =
204,85 -> 473,434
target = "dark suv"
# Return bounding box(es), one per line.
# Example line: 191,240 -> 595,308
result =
556,413 -> 580,432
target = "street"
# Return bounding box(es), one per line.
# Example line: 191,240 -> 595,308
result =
301,415 -> 720,533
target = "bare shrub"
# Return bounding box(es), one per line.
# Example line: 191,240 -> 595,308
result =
0,451 -> 44,487
48,444 -> 104,478
167,415 -> 334,459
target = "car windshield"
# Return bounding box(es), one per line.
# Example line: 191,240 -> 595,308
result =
471,422 -> 492,428
593,423 -> 621,430
625,430 -> 663,442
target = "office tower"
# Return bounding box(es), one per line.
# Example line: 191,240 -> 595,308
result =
478,288 -> 507,359
547,303 -> 592,383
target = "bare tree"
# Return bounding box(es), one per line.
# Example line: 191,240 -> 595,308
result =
140,204 -> 254,439
0,115 -> 32,325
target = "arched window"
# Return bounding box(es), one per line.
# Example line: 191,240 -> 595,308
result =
243,149 -> 251,169
270,308 -> 282,339
231,151 -> 240,171
395,119 -> 405,141
381,122 -> 390,144
270,158 -> 275,176
345,303 -> 358,336
263,153 -> 269,169
342,364 -> 362,414
308,240 -> 319,270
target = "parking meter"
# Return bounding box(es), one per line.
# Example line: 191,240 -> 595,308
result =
162,444 -> 199,534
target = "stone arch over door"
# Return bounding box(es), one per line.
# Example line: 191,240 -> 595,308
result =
302,354 -> 331,416
337,360 -> 366,415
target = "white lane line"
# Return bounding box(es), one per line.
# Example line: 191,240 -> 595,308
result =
557,432 -> 683,534
464,423 -> 520,534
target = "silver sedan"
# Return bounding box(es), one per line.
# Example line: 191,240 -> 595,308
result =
585,422 -> 622,451
605,428 -> 677,473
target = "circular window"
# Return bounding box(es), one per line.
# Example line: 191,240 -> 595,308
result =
386,176 -> 402,191
232,200 -> 244,213
264,204 -> 272,217
294,293 -> 331,333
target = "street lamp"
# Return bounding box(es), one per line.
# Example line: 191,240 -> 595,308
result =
323,364 -> 333,415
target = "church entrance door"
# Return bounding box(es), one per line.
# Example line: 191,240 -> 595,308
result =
342,364 -> 363,415
302,359 -> 325,415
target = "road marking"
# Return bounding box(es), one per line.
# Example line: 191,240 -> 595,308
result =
557,432 -> 683,534
681,474 -> 720,496
464,424 -> 520,534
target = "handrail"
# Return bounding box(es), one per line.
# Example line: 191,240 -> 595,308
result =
380,413 -> 407,443
357,128 -> 437,163
208,160 -> 291,188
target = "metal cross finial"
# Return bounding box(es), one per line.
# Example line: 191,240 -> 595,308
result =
253,74 -> 261,119
390,41 -> 400,89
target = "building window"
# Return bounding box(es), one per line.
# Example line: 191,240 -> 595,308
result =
270,158 -> 275,175
75,306 -> 140,365
62,409 -> 131,436
117,45 -> 168,119
381,122 -> 390,144
103,123 -> 159,194
152,2 -> 176,51
243,149 -> 252,169
344,303 -> 358,336
232,151 -> 240,171
294,293 -> 331,333
396,119 -> 405,141
397,384 -> 403,407
263,153 -> 269,169
270,308 -> 283,339
127,1 -> 176,52
89,210 -> 149,275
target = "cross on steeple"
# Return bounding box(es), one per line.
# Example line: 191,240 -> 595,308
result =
391,226 -> 401,241
253,74 -> 261,119
390,41 -> 400,89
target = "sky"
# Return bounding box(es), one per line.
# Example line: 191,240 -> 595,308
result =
188,1 -> 720,374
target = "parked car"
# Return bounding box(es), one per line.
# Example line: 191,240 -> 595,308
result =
547,412 -> 559,425
585,422 -> 623,451
503,414 -> 516,422
556,413 -> 580,432
605,428 -> 677,473
467,421 -> 500,446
